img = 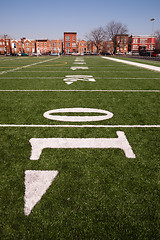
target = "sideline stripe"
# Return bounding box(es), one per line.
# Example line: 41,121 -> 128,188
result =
102,57 -> 160,72
0,90 -> 159,92
0,57 -> 60,75
0,124 -> 160,128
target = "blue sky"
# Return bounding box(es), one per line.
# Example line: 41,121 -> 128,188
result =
1,0 -> 160,40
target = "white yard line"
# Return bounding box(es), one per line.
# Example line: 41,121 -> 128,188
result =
0,90 -> 159,92
0,124 -> 159,128
102,57 -> 160,72
0,70 -> 154,73
0,77 -> 160,80
0,57 -> 60,75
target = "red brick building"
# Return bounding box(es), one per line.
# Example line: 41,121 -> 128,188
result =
64,32 -> 77,54
87,41 -> 97,54
36,39 -> 51,54
0,38 -> 11,55
115,35 -> 129,54
11,38 -> 35,55
78,40 -> 87,54
50,40 -> 62,54
131,35 -> 156,53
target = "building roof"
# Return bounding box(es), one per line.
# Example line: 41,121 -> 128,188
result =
64,32 -> 77,34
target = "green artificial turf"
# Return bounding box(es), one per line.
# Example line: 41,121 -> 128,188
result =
0,56 -> 160,239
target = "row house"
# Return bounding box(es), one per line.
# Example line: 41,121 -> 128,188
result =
50,40 -> 62,54
11,38 -> 35,55
87,41 -> 97,54
36,39 -> 51,54
78,40 -> 87,54
0,38 -> 11,54
131,35 -> 156,53
115,34 -> 129,54
64,32 -> 77,54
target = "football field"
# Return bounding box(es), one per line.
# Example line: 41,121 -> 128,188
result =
0,55 -> 160,239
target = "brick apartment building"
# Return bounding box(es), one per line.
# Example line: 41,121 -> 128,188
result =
78,40 -> 87,54
11,38 -> 35,55
64,32 -> 77,54
0,38 -> 11,54
115,34 -> 129,54
131,35 -> 156,53
36,39 -> 51,54
87,41 -> 97,54
50,40 -> 62,54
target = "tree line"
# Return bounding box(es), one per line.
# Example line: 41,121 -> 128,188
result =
86,21 -> 160,54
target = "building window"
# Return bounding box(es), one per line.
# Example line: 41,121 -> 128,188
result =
66,43 -> 70,47
133,39 -> 138,44
73,36 -> 75,41
37,43 -> 39,46
26,42 -> 29,46
133,45 -> 137,50
72,43 -> 76,47
41,43 -> 43,47
66,36 -> 70,41
26,48 -> 29,52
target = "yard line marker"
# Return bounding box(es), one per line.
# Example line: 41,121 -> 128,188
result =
24,170 -> 58,216
0,77 -> 160,80
0,90 -> 159,92
73,62 -> 86,64
1,77 -> 160,80
43,108 -> 113,122
102,57 -> 160,72
1,70 -> 157,73
63,75 -> 95,84
70,67 -> 88,70
29,131 -> 136,160
0,124 -> 160,128
0,56 -> 60,75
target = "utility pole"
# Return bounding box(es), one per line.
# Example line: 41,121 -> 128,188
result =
150,18 -> 155,57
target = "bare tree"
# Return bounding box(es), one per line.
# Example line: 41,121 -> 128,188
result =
105,21 -> 128,53
106,21 -> 128,40
86,26 -> 106,54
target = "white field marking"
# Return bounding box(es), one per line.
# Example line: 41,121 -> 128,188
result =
43,108 -> 113,122
1,77 -> 160,80
29,131 -> 136,160
0,57 -> 60,75
75,59 -> 84,61
0,77 -> 63,79
64,75 -> 95,85
2,70 -> 156,73
0,124 -> 160,128
102,57 -> 160,72
24,170 -> 58,216
0,90 -> 160,92
73,62 -> 86,64
71,66 -> 88,70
